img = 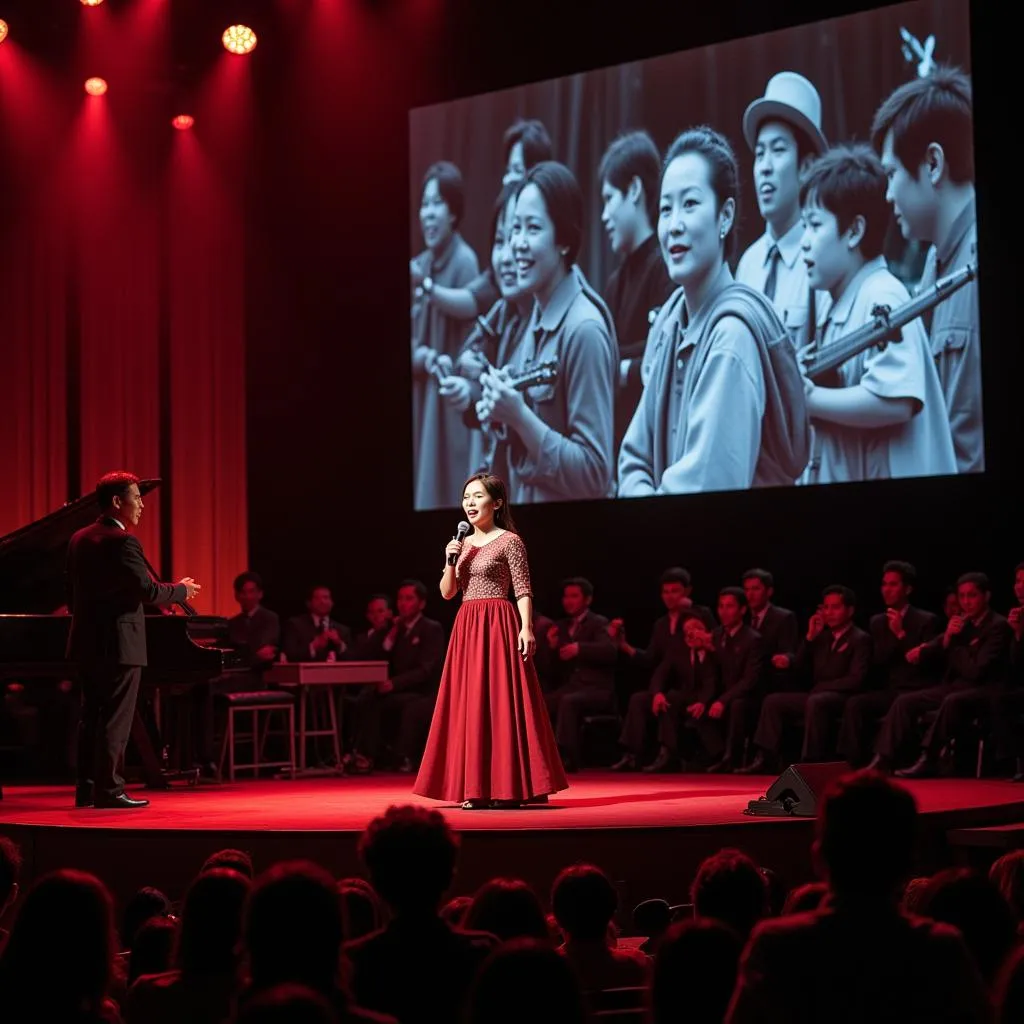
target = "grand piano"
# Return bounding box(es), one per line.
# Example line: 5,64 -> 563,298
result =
0,479 -> 245,789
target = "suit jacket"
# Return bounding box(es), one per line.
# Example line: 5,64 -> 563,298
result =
283,614 -> 352,663
797,626 -> 872,694
651,645 -> 718,705
363,616 -> 445,694
65,518 -> 186,667
715,624 -> 764,705
869,606 -> 940,691
726,903 -> 990,1024
553,611 -> 617,692
927,610 -> 1013,688
748,604 -> 800,692
227,605 -> 281,670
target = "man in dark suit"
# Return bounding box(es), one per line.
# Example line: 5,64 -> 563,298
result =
704,587 -> 764,772
350,593 -> 395,659
836,561 -> 940,768
283,585 -> 352,663
67,472 -> 200,809
544,577 -> 617,771
894,572 -> 1013,777
349,580 -> 445,773
647,616 -> 722,771
740,585 -> 871,773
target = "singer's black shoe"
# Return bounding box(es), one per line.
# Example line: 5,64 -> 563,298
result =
895,752 -> 936,779
95,792 -> 150,809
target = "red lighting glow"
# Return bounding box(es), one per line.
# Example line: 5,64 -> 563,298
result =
172,114 -> 195,131
222,24 -> 257,55
84,77 -> 108,96
0,20 -> 8,45
81,0 -> 106,6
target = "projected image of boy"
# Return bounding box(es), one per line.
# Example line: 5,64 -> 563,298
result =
871,67 -> 980,474
737,72 -> 828,341
597,131 -> 674,449
799,145 -> 955,483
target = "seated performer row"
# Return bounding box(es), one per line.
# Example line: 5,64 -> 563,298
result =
610,562 -> 1024,779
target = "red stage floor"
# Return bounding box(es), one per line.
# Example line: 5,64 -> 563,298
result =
2,772 -> 1023,911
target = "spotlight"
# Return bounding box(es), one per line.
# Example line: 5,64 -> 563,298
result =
84,77 -> 108,96
80,0 -> 105,6
171,114 -> 195,131
0,20 -> 8,45
222,24 -> 257,55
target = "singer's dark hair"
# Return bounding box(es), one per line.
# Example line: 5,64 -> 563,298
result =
462,474 -> 517,533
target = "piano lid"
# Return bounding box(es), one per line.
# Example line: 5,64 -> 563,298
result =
0,478 -> 162,615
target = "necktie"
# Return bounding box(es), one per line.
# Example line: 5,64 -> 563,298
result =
764,244 -> 781,302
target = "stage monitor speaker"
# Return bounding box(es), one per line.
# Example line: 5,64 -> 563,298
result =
745,762 -> 849,817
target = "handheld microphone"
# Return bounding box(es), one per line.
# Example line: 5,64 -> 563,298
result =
448,521 -> 471,565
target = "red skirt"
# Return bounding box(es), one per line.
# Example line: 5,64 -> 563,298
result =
414,598 -> 568,803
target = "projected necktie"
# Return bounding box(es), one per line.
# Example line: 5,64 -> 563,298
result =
764,245 -> 781,302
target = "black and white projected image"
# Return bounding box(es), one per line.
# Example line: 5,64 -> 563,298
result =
408,0 -> 980,511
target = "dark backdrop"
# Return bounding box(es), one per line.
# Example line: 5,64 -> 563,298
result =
242,0 -> 1017,640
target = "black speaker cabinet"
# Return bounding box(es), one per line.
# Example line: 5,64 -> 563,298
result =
745,762 -> 849,817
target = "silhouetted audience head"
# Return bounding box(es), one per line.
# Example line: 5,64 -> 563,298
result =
759,866 -> 786,916
463,878 -> 548,942
120,885 -> 172,949
551,863 -> 618,943
0,869 -> 115,1014
996,946 -> 1024,1024
359,805 -> 459,916
0,835 -> 21,919
244,861 -> 345,994
440,895 -> 472,926
918,868 -> 1018,984
177,867 -> 250,975
782,881 -> 829,915
691,848 -> 768,938
128,915 -> 177,984
202,848 -> 254,879
814,772 -> 917,903
235,982 -> 338,1024
651,918 -> 742,1024
990,851 -> 1024,928
900,876 -> 932,915
338,879 -> 383,940
466,938 -> 587,1024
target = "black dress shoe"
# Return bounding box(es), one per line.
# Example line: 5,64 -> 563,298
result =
864,754 -> 891,775
734,755 -> 769,775
94,793 -> 150,809
642,750 -> 674,773
706,757 -> 734,774
75,789 -> 95,809
895,753 -> 935,779
610,754 -> 637,771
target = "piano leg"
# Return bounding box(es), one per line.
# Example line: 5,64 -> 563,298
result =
130,692 -> 200,789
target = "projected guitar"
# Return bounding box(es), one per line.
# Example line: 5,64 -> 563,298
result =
476,361 -> 560,474
798,261 -> 976,382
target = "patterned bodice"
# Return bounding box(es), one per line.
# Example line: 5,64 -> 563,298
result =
455,531 -> 533,601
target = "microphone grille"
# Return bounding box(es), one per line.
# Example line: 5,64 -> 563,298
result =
457,521 -> 471,537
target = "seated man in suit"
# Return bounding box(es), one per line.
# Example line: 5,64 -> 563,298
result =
647,616 -> 721,772
704,587 -> 764,773
348,579 -> 445,773
283,585 -> 351,663
194,571 -> 281,776
893,572 -> 1012,777
837,561 -> 940,769
544,577 -> 617,772
350,593 -> 395,659
740,585 -> 871,774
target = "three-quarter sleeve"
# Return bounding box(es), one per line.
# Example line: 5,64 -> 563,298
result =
506,533 -> 533,600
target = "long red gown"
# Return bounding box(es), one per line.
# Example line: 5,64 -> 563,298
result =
413,530 -> 568,803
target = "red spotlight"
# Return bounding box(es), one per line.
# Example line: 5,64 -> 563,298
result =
80,0 -> 106,6
84,76 -> 108,96
222,24 -> 257,55
0,20 -> 8,45
171,114 -> 195,131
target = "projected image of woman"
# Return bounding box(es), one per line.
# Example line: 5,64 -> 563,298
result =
415,473 -> 567,808
619,127 -> 807,496
437,183 -> 534,481
411,161 -> 480,510
478,162 -> 617,503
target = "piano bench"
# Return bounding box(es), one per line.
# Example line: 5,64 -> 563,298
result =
219,693 -> 296,781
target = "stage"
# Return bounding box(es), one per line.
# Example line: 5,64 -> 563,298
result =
2,773 -> 1023,912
